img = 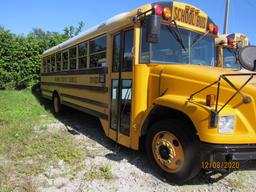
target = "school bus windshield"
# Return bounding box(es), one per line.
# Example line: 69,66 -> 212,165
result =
141,24 -> 215,66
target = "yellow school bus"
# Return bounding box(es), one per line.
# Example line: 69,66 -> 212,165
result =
41,1 -> 256,183
215,33 -> 249,68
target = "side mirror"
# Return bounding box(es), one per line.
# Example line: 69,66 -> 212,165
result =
145,15 -> 161,43
239,46 -> 256,71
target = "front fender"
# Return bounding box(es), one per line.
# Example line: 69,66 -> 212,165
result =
152,94 -> 211,141
151,94 -> 256,144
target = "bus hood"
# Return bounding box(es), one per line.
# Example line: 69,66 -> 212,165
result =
152,64 -> 256,105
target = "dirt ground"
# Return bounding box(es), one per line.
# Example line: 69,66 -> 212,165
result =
30,107 -> 256,192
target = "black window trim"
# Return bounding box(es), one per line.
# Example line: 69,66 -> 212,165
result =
89,34 -> 107,69
111,28 -> 134,72
42,33 -> 108,73
61,49 -> 69,71
56,52 -> 62,72
50,54 -> 56,73
69,46 -> 78,71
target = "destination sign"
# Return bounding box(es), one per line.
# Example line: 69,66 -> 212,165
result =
172,2 -> 208,33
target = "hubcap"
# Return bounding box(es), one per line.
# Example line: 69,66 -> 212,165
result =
159,145 -> 171,160
152,131 -> 184,173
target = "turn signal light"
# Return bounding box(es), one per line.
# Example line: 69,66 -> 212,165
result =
206,94 -> 216,107
163,7 -> 172,19
208,23 -> 219,34
208,23 -> 214,32
154,4 -> 163,16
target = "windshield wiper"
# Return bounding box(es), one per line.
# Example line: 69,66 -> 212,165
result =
191,30 -> 210,47
166,20 -> 187,51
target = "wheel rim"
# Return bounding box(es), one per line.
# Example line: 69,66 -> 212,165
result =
54,97 -> 59,113
152,131 -> 184,173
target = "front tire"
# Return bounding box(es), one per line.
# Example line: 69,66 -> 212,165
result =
146,119 -> 201,184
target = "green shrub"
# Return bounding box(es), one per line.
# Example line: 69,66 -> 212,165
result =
0,22 -> 84,89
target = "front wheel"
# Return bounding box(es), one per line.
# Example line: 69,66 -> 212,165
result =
146,119 -> 201,184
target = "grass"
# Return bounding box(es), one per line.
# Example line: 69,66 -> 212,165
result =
85,163 -> 113,181
19,131 -> 83,164
0,89 -> 54,155
0,89 -> 85,191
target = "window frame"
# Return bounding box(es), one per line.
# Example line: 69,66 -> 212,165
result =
46,56 -> 51,73
69,46 -> 78,71
56,52 -> 62,72
139,23 -> 215,66
78,42 -> 88,69
122,29 -> 134,72
111,28 -> 134,73
50,54 -> 56,72
42,58 -> 47,73
112,33 -> 121,72
61,49 -> 69,71
89,34 -> 107,68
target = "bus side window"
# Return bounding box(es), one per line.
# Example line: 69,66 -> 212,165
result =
123,30 -> 134,71
43,58 -> 47,73
89,35 -> 107,68
51,54 -> 56,72
62,50 -> 69,71
120,79 -> 132,135
56,52 -> 61,71
111,80 -> 119,130
69,46 -> 77,70
46,56 -> 51,73
112,33 -> 121,72
78,42 -> 87,69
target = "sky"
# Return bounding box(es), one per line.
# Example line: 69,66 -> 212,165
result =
0,0 -> 255,44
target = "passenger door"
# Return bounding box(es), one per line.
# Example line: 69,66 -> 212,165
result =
109,29 -> 134,147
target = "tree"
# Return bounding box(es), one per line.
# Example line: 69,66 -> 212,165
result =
64,21 -> 84,38
0,21 -> 85,89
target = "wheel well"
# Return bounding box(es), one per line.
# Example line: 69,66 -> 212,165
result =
52,90 -> 59,100
141,105 -> 197,136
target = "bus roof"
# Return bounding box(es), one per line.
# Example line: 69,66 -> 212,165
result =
43,12 -> 129,56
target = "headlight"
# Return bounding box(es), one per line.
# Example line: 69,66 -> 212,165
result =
218,115 -> 235,133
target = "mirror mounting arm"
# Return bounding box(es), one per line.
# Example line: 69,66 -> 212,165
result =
132,8 -> 154,23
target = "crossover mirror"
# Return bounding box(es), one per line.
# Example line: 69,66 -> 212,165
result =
239,46 -> 256,71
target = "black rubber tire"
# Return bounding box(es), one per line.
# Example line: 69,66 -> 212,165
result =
146,119 -> 201,184
53,94 -> 62,114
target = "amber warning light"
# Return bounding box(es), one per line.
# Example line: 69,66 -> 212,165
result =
163,7 -> 172,19
208,23 -> 218,34
154,4 -> 172,19
206,94 -> 216,107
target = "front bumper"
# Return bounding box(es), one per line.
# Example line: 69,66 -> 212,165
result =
200,142 -> 256,162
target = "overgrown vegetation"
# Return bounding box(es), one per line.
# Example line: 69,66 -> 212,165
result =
0,21 -> 84,89
0,89 -> 85,191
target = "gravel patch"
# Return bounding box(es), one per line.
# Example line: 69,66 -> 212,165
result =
32,109 -> 256,192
